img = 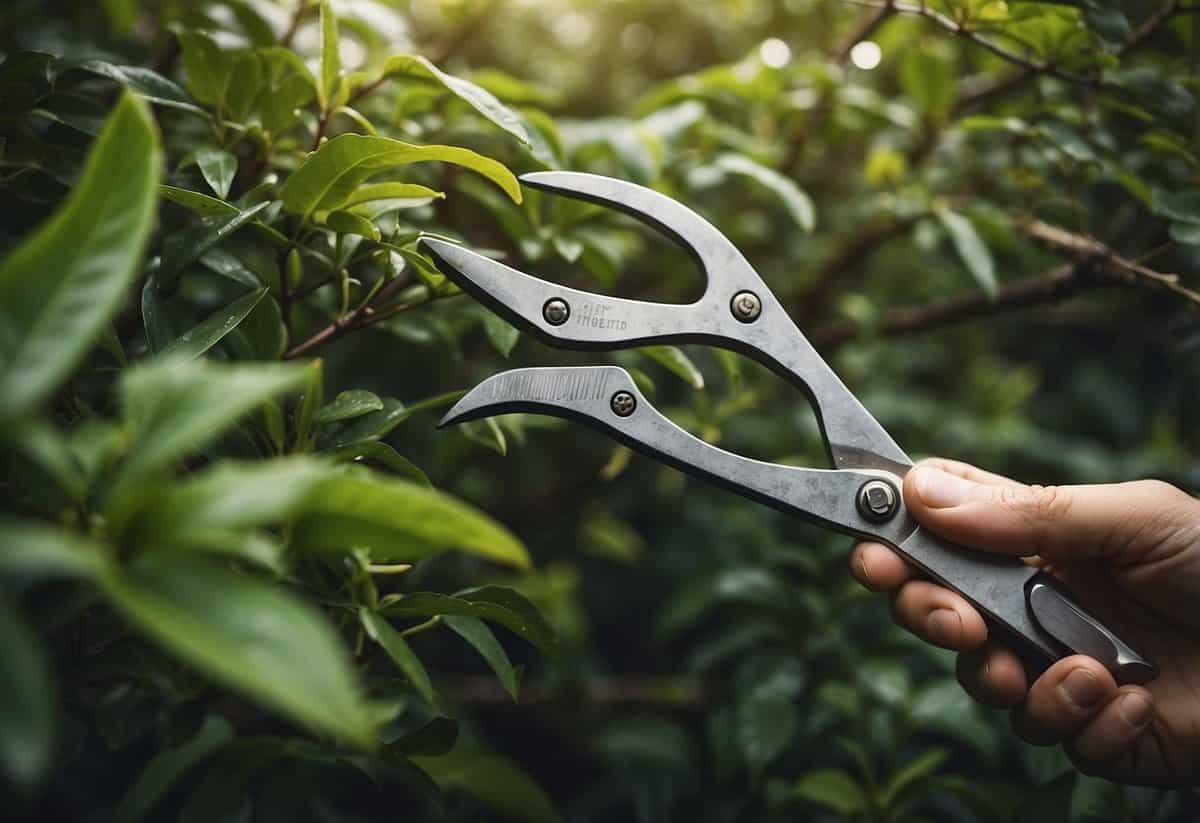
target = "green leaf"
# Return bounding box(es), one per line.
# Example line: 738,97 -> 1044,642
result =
315,390 -> 385,424
113,715 -> 234,823
936,209 -> 997,297
102,553 -> 375,748
792,768 -> 869,815
640,345 -> 704,389
326,209 -> 381,241
1069,774 -> 1126,822
380,587 -> 555,654
0,92 -> 160,421
144,201 -> 272,351
280,134 -> 521,221
379,55 -> 532,147
482,312 -> 520,358
0,519 -> 104,581
175,29 -> 234,108
343,183 -> 444,208
318,0 -> 341,112
412,749 -> 561,823
159,185 -> 240,218
160,287 -> 268,359
900,49 -> 955,122
129,457 -> 333,543
291,470 -> 530,568
330,397 -> 409,446
195,148 -> 237,199
712,153 -> 815,233
359,608 -> 435,704
64,60 -> 205,116
1151,188 -> 1200,225
113,359 -> 308,496
444,615 -> 520,701
1169,221 -> 1200,245
0,600 -> 56,791
859,659 -> 911,706
737,693 -> 796,782
879,748 -> 947,810
329,442 -> 432,487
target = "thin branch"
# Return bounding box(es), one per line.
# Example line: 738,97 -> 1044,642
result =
835,2 -> 896,66
792,215 -> 922,313
808,222 -> 1200,351
809,263 -> 1087,349
1019,219 -> 1200,306
280,0 -> 309,49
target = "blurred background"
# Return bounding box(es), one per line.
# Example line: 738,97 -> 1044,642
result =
4,0 -> 1200,820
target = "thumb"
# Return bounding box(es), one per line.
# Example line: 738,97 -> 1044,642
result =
902,461 -> 1195,563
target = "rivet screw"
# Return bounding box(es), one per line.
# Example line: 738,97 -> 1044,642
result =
731,291 -> 762,323
543,298 -> 570,326
610,391 -> 637,417
857,480 -> 898,522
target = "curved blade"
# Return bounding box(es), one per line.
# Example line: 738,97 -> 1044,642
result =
421,238 -> 700,349
520,171 -> 757,292
439,365 -> 913,545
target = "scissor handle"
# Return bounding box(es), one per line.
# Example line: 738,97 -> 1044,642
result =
439,365 -> 1157,686
897,528 -> 1156,685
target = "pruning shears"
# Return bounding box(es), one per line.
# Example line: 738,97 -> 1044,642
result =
421,171 -> 1157,686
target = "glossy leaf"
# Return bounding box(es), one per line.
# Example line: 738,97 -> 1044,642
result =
315,390 -> 385,424
291,470 -> 530,568
444,615 -> 520,700
380,587 -> 556,653
343,183 -> 444,208
159,185 -> 240,218
0,92 -> 160,421
103,553 -> 375,748
713,153 -> 815,233
0,519 -> 104,581
160,287 -> 268,359
359,608 -> 435,704
114,359 -> 308,495
280,134 -> 521,220
329,442 -> 432,487
195,148 -> 237,199
380,55 -> 532,147
412,749 -> 561,823
640,346 -> 704,389
936,209 -> 997,297
326,209 -> 381,241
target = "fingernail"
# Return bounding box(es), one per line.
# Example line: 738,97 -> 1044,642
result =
912,467 -> 976,509
1118,693 -> 1152,730
926,609 -> 961,646
1060,668 -> 1105,710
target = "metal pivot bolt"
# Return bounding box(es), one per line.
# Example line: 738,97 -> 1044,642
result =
731,291 -> 762,323
610,391 -> 637,417
543,298 -> 570,326
857,480 -> 898,522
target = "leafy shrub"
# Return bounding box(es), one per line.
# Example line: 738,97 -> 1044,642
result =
1,1 -> 1198,821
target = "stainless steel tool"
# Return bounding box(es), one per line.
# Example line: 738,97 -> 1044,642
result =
422,171 -> 1156,685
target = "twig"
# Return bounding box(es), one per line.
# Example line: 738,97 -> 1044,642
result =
835,2 -> 896,66
793,215 -> 922,314
280,0 -> 309,48
1018,219 -> 1200,306
808,222 -> 1200,350
283,296 -> 424,359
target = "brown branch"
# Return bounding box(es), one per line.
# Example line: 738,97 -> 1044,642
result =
1018,219 -> 1200,306
284,297 -> 422,359
835,2 -> 896,66
808,221 -> 1200,351
280,0 -> 309,48
809,263 -> 1087,350
792,215 -> 922,314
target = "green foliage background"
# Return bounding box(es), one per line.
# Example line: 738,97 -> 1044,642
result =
1,0 -> 1199,820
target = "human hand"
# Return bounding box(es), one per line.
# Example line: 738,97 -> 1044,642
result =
850,458 -> 1200,786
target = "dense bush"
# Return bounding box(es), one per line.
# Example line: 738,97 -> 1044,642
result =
1,0 -> 1198,820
